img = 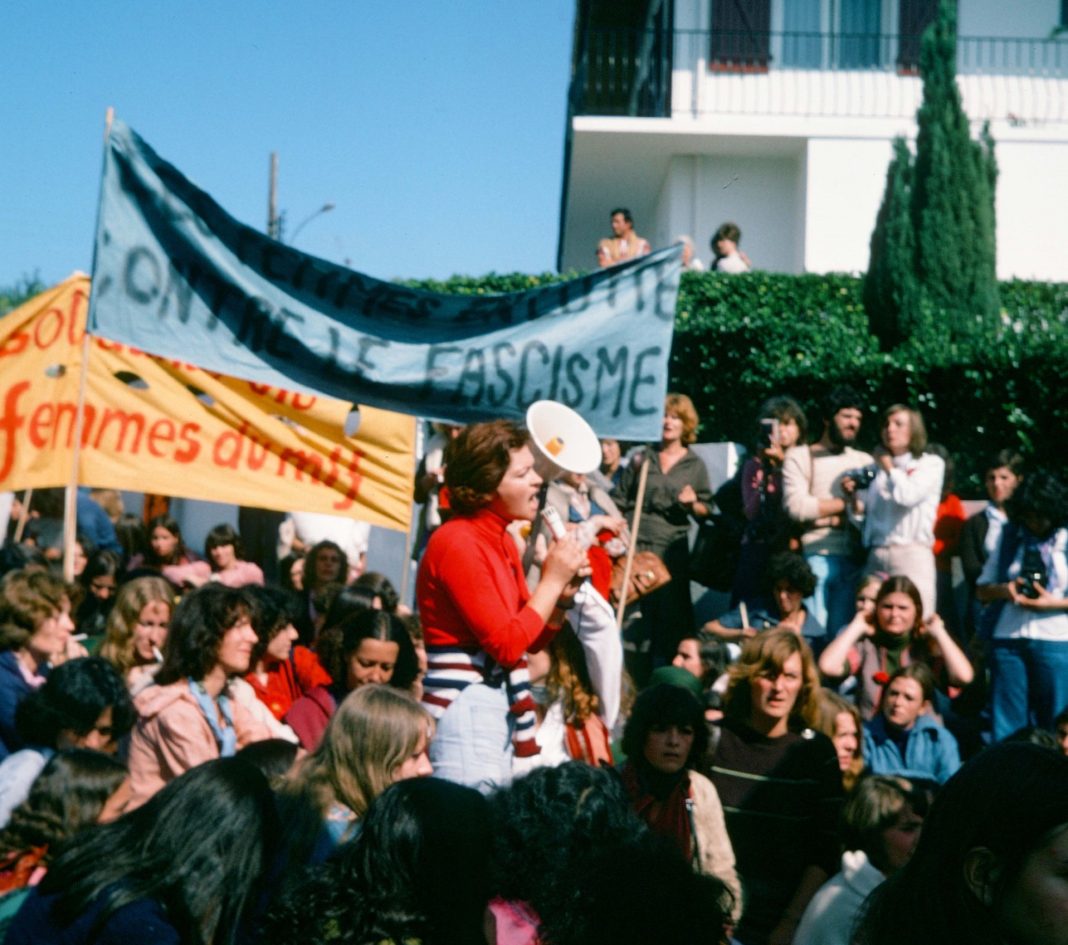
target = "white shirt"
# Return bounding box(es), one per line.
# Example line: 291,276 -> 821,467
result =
861,452 -> 944,549
794,850 -> 885,945
978,526 -> 1068,642
713,252 -> 749,274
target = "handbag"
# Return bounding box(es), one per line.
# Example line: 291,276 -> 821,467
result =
610,550 -> 672,607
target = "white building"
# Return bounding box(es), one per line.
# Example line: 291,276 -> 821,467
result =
557,0 -> 1068,280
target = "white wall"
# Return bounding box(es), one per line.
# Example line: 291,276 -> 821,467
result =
995,139 -> 1068,279
804,137 -> 894,274
652,152 -> 806,273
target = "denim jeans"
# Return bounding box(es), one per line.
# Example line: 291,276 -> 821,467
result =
804,553 -> 859,638
989,638 -> 1068,742
428,682 -> 513,794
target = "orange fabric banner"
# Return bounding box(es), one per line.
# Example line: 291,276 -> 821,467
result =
0,274 -> 415,532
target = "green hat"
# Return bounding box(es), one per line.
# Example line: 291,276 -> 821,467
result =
647,665 -> 704,700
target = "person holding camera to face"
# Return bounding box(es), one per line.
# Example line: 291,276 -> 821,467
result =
842,406 -> 944,620
976,469 -> 1068,742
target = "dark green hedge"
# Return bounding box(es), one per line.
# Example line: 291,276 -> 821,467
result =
405,270 -> 1068,497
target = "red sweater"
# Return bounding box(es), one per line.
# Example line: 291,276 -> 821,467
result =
417,508 -> 555,669
244,646 -> 331,721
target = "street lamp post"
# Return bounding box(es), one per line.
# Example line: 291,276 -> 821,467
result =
290,202 -> 336,245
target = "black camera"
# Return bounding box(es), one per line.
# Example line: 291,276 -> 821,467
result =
845,465 -> 878,489
1016,545 -> 1048,600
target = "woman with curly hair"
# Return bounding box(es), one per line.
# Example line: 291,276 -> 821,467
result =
8,757 -> 278,945
285,684 -> 433,846
977,469 -> 1068,741
294,540 -> 348,644
98,576 -> 173,696
0,750 -> 127,896
491,763 -> 735,945
126,585 -> 271,808
285,608 -> 419,750
417,420 -> 586,789
268,777 -> 491,945
708,630 -> 843,945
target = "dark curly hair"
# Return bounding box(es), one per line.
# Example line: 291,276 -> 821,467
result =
316,609 -> 419,693
244,585 -> 300,664
1007,468 -> 1068,534
621,684 -> 709,770
155,584 -> 252,685
15,657 -> 134,749
820,385 -> 865,424
304,540 -> 348,593
0,749 -> 127,863
493,764 -> 732,945
444,420 -> 530,516
764,551 -> 817,598
267,778 -> 492,945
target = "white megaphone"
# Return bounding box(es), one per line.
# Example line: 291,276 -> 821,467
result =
525,400 -> 602,483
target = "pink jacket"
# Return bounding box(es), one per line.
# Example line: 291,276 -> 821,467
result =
127,680 -> 271,809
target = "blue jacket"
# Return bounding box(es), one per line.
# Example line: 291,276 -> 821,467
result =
0,651 -> 37,762
863,713 -> 961,784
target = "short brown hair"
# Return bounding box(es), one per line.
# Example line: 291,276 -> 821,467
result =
445,420 -> 530,515
665,393 -> 699,445
724,630 -> 821,730
0,570 -> 70,652
882,405 -> 927,457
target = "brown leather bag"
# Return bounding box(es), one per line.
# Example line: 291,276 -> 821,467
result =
609,551 -> 671,607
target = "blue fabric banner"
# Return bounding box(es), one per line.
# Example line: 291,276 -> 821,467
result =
88,121 -> 682,439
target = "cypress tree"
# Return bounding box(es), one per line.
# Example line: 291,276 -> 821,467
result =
863,0 -> 999,344
864,137 -> 917,349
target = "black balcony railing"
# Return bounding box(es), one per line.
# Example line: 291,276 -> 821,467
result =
572,26 -> 1068,120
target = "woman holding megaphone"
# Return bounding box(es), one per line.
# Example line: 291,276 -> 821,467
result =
416,420 -> 588,790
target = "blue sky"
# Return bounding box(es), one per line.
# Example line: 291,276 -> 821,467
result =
1,1 -> 575,290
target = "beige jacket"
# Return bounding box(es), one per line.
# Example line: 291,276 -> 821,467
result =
690,770 -> 743,922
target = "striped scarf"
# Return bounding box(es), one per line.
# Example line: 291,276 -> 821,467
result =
422,645 -> 540,758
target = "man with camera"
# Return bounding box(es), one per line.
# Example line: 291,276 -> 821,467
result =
782,387 -> 873,637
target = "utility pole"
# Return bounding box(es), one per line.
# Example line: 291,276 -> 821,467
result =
267,151 -> 280,240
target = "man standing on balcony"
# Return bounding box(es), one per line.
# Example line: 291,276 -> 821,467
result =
710,222 -> 751,273
782,386 -> 873,639
596,208 -> 651,267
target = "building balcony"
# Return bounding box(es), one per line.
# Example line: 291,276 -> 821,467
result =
572,27 -> 1068,126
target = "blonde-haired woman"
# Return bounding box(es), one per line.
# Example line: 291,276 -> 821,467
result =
288,684 -> 433,845
99,577 -> 174,696
708,630 -> 843,945
816,689 -> 865,792
612,393 -> 712,670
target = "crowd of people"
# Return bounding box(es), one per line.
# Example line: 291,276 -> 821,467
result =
0,384 -> 1065,945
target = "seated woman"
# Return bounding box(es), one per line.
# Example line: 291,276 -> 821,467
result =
794,775 -> 926,945
708,630 -> 843,945
128,515 -> 211,590
853,742 -> 1068,945
818,575 -> 973,722
0,571 -> 81,761
268,777 -> 491,945
815,690 -> 866,792
98,576 -> 173,696
0,658 -> 134,828
0,750 -> 127,897
285,685 -> 433,846
417,420 -> 586,789
241,586 -> 330,725
862,664 -> 960,785
619,683 -> 741,914
204,523 -> 265,588
284,609 -> 419,751
127,585 -> 271,808
8,757 -> 278,945
704,552 -> 824,652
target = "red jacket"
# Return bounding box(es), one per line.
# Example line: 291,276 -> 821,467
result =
244,646 -> 331,721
